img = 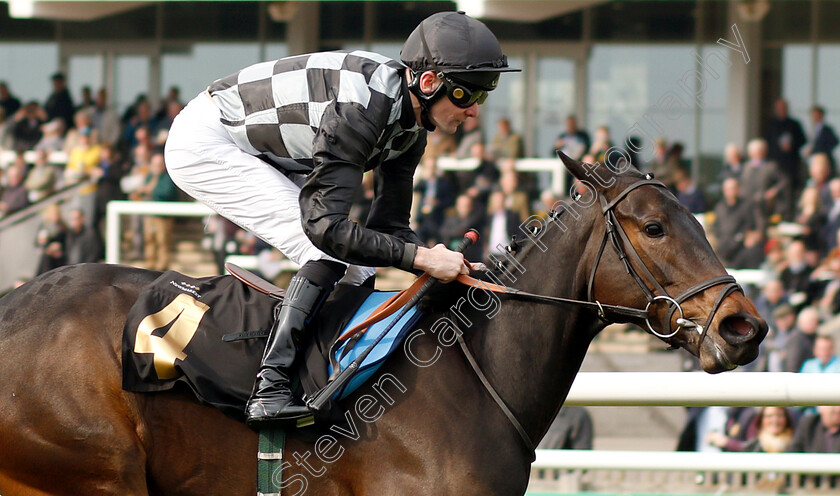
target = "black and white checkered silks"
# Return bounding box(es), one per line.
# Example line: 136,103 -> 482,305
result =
209,50 -> 420,173
165,51 -> 423,285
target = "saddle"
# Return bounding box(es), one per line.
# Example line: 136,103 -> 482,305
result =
121,265 -> 424,424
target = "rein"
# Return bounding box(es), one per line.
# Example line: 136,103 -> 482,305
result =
332,176 -> 744,463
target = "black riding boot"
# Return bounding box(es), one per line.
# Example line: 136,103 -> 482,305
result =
246,275 -> 326,427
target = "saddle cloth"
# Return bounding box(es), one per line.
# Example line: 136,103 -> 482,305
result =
121,270 -> 421,423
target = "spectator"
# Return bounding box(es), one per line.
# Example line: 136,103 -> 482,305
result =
122,100 -> 158,151
646,138 -> 673,185
63,109 -> 96,155
33,118 -> 65,152
11,101 -> 46,152
805,106 -> 839,171
453,116 -> 482,159
720,142 -> 744,181
423,128 -> 457,161
92,144 -> 127,230
663,143 -> 689,188
90,88 -> 121,147
787,405 -> 840,453
766,98 -> 806,195
64,127 -> 102,185
440,194 -> 485,262
799,335 -> 840,373
707,407 -> 794,453
0,81 -> 21,118
538,406 -> 594,450
75,85 -> 94,113
484,190 -> 522,257
674,168 -> 706,213
779,240 -> 814,304
154,86 -> 182,121
795,187 -> 827,254
499,170 -> 530,222
0,107 -> 12,150
711,177 -> 764,269
588,125 -> 613,166
24,149 -> 58,202
815,255 -> 840,316
35,204 -> 67,274
765,303 -> 797,372
554,115 -> 590,161
44,72 -> 75,133
488,117 -> 523,161
64,208 -> 104,265
135,153 -> 179,271
414,157 -> 456,244
154,99 -> 183,132
741,138 -> 789,221
0,163 -> 30,216
784,306 -> 819,373
806,153 -> 833,214
823,179 -> 840,254
754,279 -> 788,330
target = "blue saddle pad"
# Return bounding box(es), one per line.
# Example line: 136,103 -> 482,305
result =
328,290 -> 422,400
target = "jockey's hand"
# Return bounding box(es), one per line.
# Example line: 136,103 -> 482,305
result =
413,244 -> 469,283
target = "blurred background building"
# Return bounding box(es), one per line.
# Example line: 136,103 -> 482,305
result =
1,0 -> 838,185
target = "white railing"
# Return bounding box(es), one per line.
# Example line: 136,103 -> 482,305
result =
105,200 -> 213,264
533,450 -> 840,474
0,150 -> 68,168
535,372 -> 840,494
564,372 -> 840,406
436,156 -> 566,193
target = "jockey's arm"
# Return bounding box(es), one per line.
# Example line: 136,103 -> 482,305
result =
365,133 -> 426,247
300,101 -> 420,271
300,103 -> 467,282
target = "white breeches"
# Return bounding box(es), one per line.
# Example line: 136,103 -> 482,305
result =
164,92 -> 376,285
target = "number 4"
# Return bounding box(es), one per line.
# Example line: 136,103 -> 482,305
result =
134,293 -> 210,379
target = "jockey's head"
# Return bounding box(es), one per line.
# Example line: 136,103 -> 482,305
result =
401,11 -> 519,132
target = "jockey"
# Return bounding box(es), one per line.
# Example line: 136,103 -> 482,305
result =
164,11 -> 519,427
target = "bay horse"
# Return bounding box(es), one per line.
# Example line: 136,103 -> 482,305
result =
0,154 -> 766,495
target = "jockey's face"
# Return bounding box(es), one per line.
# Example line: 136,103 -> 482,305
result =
429,92 -> 479,134
417,71 -> 480,134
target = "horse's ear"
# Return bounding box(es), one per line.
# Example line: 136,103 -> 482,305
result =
556,150 -> 604,189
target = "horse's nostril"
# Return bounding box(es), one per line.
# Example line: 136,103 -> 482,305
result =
728,317 -> 754,336
719,314 -> 766,345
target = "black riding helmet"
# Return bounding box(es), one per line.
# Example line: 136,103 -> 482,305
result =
401,11 -> 520,130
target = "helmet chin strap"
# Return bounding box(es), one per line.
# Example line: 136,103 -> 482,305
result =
407,70 -> 444,132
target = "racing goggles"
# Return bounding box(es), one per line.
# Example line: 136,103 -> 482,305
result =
438,72 -> 489,108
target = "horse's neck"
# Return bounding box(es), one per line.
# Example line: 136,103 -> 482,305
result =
467,212 -> 605,443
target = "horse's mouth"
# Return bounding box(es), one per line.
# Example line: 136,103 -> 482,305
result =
698,313 -> 766,373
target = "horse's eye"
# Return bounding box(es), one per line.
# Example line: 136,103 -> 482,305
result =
644,222 -> 665,238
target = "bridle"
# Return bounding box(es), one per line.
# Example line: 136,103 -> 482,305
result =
454,175 -> 745,461
472,176 -> 743,345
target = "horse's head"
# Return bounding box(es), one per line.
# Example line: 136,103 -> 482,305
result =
559,151 -> 767,373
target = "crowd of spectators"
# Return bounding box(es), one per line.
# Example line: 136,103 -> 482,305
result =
661,99 -> 840,484
3,63 -> 840,490
0,74 -> 184,278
